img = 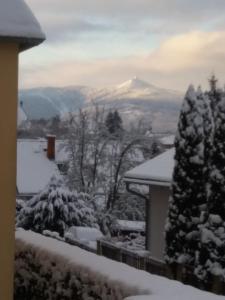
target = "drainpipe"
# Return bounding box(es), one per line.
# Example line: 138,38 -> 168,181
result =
125,182 -> 150,251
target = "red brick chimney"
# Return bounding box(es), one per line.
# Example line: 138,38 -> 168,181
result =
46,135 -> 56,160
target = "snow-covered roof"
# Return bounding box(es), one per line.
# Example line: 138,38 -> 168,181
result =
115,220 -> 145,232
159,135 -> 175,146
17,139 -> 65,194
66,226 -> 103,242
17,106 -> 27,126
0,0 -> 45,51
124,149 -> 175,186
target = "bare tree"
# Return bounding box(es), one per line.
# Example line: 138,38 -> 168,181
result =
65,105 -> 160,213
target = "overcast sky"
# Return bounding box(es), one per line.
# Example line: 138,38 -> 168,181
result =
19,0 -> 225,91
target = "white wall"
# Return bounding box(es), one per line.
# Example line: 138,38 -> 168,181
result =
147,185 -> 170,261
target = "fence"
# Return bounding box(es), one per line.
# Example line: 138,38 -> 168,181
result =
65,236 -> 97,254
97,239 -> 166,275
97,239 -> 225,295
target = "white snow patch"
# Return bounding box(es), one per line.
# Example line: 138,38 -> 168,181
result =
159,135 -> 175,146
65,226 -> 103,242
115,220 -> 145,232
0,0 -> 45,40
16,230 -> 223,300
17,105 -> 27,126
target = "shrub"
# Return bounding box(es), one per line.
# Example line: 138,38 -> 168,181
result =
17,178 -> 98,237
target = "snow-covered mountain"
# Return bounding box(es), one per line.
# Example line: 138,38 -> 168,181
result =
19,78 -> 183,131
86,77 -> 181,103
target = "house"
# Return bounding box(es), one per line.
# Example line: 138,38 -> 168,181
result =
17,136 -> 68,199
124,148 -> 174,261
0,0 -> 45,298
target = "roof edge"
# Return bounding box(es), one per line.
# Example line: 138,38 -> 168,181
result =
124,176 -> 171,187
0,35 -> 45,52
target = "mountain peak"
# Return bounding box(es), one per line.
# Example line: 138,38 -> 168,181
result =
117,77 -> 152,90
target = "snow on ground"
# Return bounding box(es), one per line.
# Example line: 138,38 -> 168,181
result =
124,148 -> 174,186
0,0 -> 45,40
16,230 -> 223,300
111,234 -> 146,253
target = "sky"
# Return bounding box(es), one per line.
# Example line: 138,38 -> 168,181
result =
20,0 -> 225,91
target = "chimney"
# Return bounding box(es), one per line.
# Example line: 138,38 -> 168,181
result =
46,135 -> 55,160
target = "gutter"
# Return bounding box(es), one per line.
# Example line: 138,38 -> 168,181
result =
124,176 -> 171,187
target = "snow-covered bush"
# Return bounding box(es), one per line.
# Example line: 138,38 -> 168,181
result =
15,230 -> 144,300
16,198 -> 25,216
15,230 -> 221,300
16,178 -> 98,237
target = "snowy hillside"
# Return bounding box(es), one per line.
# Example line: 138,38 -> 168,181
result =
19,78 -> 182,131
89,77 -> 181,103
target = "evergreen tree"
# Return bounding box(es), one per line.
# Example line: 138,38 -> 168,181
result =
195,89 -> 225,281
196,87 -> 214,203
113,110 -> 123,133
17,178 -> 98,237
105,110 -> 123,135
105,111 -> 114,134
165,85 -> 206,265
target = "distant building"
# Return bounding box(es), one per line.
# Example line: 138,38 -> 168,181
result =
124,148 -> 174,261
17,136 -> 68,199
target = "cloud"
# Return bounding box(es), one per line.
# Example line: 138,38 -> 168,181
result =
27,0 -> 225,19
20,30 -> 225,91
26,0 -> 225,43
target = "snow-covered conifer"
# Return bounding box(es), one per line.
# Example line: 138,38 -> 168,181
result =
196,87 -> 214,201
17,177 -> 98,236
196,90 -> 225,281
165,85 -> 206,265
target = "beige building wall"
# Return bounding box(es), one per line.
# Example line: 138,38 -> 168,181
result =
147,185 -> 170,261
0,42 -> 18,300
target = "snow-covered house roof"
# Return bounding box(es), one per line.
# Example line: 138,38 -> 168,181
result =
159,135 -> 175,146
124,149 -> 175,187
114,220 -> 145,232
0,0 -> 45,51
17,139 -> 66,195
17,106 -> 27,126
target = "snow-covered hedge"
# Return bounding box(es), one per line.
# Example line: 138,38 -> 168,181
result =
15,229 -> 146,300
15,230 -> 221,300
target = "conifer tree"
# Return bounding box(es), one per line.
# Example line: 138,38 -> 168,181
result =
195,89 -> 225,281
113,110 -> 123,133
105,110 -> 123,135
105,111 -> 114,134
196,87 -> 214,200
165,85 -> 206,265
17,178 -> 98,236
